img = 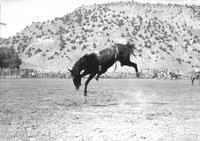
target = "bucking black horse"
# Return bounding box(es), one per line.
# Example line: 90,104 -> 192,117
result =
68,42 -> 140,96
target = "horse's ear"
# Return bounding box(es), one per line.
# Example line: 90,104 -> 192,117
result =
68,69 -> 75,78
68,69 -> 72,73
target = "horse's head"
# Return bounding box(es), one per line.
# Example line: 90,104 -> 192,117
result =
68,69 -> 81,90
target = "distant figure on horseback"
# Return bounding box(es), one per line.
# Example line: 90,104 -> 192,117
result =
169,70 -> 181,80
191,66 -> 200,85
68,39 -> 140,96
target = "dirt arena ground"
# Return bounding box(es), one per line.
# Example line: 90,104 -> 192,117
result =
0,78 -> 200,141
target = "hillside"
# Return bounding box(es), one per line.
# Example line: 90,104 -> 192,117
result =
1,1 -> 200,72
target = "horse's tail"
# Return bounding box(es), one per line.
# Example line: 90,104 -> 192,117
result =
127,42 -> 137,57
112,46 -> 119,73
131,49 -> 137,57
112,62 -> 118,72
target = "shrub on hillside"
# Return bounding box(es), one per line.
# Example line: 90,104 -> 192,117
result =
82,45 -> 87,50
159,46 -> 167,52
54,52 -> 59,55
27,48 -> 32,57
48,56 -> 54,60
71,46 -> 76,50
176,58 -> 182,64
117,19 -> 124,27
151,50 -> 155,54
35,48 -> 42,54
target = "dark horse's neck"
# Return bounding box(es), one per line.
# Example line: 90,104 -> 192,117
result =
71,56 -> 86,76
71,53 -> 99,76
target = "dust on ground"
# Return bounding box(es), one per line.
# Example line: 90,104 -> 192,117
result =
0,79 -> 200,141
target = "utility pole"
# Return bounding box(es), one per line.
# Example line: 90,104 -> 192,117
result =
0,0 -> 6,38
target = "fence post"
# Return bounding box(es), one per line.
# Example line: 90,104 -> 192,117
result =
166,69 -> 168,79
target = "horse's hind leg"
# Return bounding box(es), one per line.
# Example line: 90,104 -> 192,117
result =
122,61 -> 140,78
198,76 -> 200,85
84,73 -> 96,96
191,76 -> 195,85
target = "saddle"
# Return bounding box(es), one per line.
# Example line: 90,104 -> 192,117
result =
112,46 -> 119,72
93,47 -> 119,73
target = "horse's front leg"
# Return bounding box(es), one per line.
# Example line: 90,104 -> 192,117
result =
95,68 -> 107,81
95,73 -> 104,81
84,73 -> 96,96
95,74 -> 101,81
122,61 -> 140,78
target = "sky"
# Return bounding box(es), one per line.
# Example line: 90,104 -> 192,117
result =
1,0 -> 200,38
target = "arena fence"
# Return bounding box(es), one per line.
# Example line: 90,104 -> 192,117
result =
0,68 -> 192,79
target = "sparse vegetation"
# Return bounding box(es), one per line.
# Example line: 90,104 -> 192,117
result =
35,48 -> 42,54
71,46 -> 76,50
1,1 -> 200,71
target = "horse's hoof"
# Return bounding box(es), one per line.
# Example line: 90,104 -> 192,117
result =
136,73 -> 140,78
84,91 -> 87,96
83,97 -> 87,104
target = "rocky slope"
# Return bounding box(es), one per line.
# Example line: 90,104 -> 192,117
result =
1,1 -> 200,72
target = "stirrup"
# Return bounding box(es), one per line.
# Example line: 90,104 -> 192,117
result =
98,65 -> 102,72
